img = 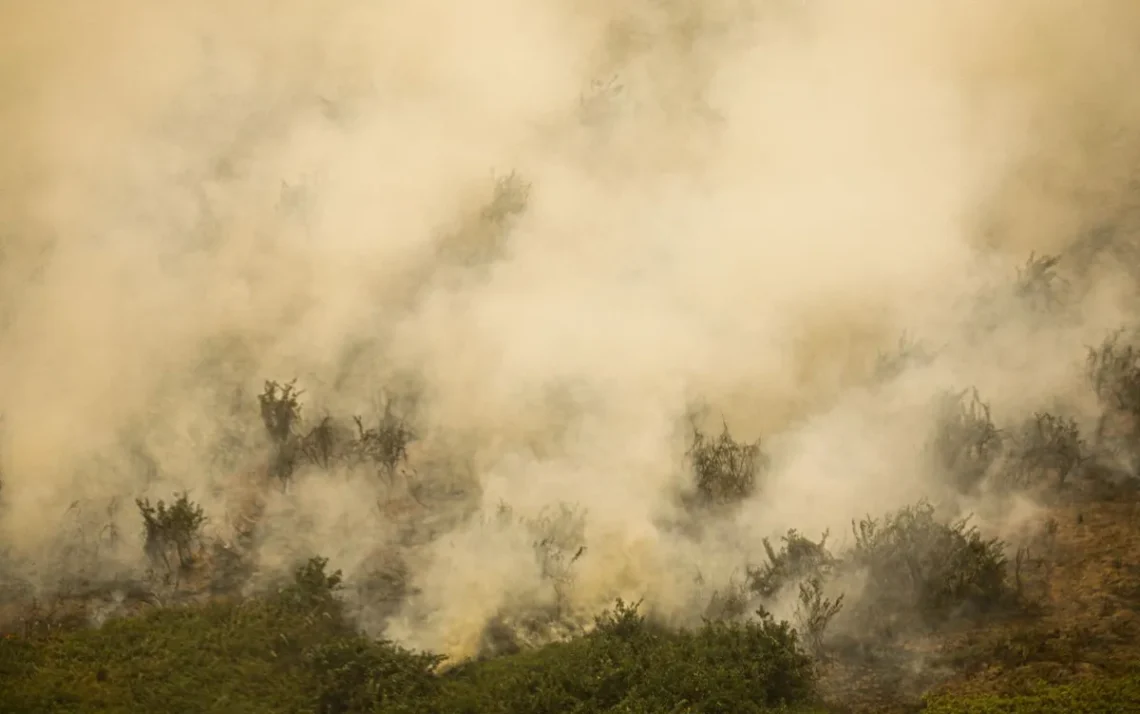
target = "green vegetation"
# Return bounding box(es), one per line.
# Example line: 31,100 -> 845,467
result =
923,675 -> 1140,714
0,560 -> 823,714
137,492 -> 207,578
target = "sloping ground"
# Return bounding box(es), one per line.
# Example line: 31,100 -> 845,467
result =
1,478 -> 1138,712
923,488 -> 1140,710
819,480 -> 1140,713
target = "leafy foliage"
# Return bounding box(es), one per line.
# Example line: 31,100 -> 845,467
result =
346,404 -> 417,481
258,380 -> 418,488
136,492 -> 206,576
440,600 -> 818,714
307,638 -> 445,714
260,379 -> 304,482
0,583 -> 821,714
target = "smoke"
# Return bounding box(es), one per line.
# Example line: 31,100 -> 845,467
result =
2,0 -> 1139,660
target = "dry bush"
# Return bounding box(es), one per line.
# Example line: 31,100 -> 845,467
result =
1087,331 -> 1140,448
1011,412 -> 1088,489
686,421 -> 768,509
929,388 -> 1004,494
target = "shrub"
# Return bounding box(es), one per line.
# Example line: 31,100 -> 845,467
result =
346,401 -> 416,481
136,492 -> 206,576
0,567 -> 822,714
259,379 -> 304,483
307,638 -> 444,714
793,577 -> 844,656
1087,331 -> 1140,444
748,530 -> 836,600
278,556 -> 345,614
1011,412 -> 1087,488
848,502 -> 1009,631
257,380 -> 419,492
439,599 -> 818,714
1014,252 -> 1069,313
687,421 -> 768,508
929,389 -> 1004,494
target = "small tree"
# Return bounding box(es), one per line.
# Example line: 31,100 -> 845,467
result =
348,404 -> 415,480
136,492 -> 206,576
1013,412 -> 1086,488
259,379 -> 303,484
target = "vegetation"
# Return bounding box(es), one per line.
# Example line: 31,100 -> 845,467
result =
846,502 -> 1010,631
923,674 -> 1140,714
2,248 -> 1140,713
0,562 -> 822,714
137,492 -> 207,582
929,388 -> 1004,494
686,421 -> 768,508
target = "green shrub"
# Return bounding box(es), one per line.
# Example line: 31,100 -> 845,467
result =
259,378 -> 304,483
438,600 -> 818,714
0,580 -> 820,714
307,638 -> 444,714
136,492 -> 206,576
258,380 -> 418,489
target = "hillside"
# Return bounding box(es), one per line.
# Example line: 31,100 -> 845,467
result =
4,2 -> 1140,713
